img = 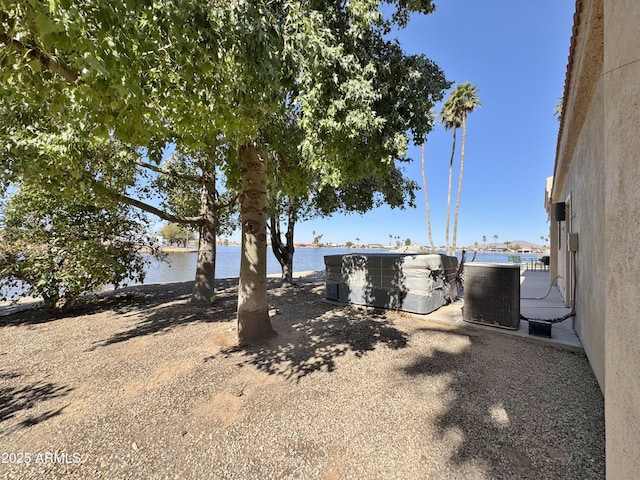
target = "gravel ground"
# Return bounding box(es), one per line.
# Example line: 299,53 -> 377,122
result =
0,272 -> 605,479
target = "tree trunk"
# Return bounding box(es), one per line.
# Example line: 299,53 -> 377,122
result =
270,204 -> 297,286
457,249 -> 467,289
445,127 -> 457,256
421,143 -> 436,252
237,143 -> 276,345
452,115 -> 467,255
191,170 -> 217,303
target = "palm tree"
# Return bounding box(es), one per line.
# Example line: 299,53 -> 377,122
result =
421,109 -> 437,252
447,83 -> 481,254
493,234 -> 498,250
554,97 -> 563,121
440,97 -> 462,255
482,235 -> 487,250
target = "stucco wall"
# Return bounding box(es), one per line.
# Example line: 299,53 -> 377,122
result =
552,0 -> 605,389
604,0 -> 640,477
557,77 -> 605,388
550,0 -> 640,476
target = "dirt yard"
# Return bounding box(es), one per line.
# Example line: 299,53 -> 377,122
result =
0,274 -> 605,479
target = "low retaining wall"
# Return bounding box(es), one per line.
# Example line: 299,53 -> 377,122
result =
324,253 -> 459,314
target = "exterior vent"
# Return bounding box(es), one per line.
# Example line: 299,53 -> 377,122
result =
555,202 -> 566,221
463,263 -> 520,329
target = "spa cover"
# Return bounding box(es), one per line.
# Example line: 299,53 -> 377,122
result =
324,253 -> 459,314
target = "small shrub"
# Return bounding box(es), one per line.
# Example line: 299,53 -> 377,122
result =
0,188 -> 162,310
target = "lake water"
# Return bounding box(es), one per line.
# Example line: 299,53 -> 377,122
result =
142,247 -> 543,285
0,247 -> 544,298
144,246 -> 358,284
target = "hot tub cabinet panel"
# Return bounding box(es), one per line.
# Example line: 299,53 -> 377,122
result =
324,253 -> 459,314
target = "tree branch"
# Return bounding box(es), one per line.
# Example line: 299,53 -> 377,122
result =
215,191 -> 240,210
136,160 -> 202,183
0,33 -> 80,84
92,181 -> 203,226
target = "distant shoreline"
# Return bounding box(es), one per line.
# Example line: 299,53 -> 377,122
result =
151,245 -> 548,254
159,246 -> 199,253
152,245 -> 388,253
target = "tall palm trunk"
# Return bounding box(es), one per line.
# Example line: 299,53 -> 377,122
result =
445,127 -> 457,255
237,143 -> 276,345
421,143 -> 436,251
452,113 -> 467,254
441,82 -> 481,256
191,169 -> 217,303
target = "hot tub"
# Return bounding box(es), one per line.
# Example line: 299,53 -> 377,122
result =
324,253 -> 459,314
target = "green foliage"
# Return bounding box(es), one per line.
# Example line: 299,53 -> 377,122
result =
149,149 -> 238,237
2,0 -> 449,213
313,168 -> 418,216
0,0 -> 319,175
262,2 -> 447,237
289,3 -> 450,190
2,1 -> 450,326
0,186 -> 161,310
152,153 -> 203,220
440,82 -> 482,127
159,223 -> 192,247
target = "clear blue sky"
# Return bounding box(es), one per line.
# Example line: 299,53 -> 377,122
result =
284,0 -> 575,247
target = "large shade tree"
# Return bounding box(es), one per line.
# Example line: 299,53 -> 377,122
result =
269,165 -> 420,286
1,0 -> 449,344
266,28 -> 449,283
139,148 -> 239,303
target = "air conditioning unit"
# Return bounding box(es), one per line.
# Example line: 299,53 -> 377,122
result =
463,263 -> 520,329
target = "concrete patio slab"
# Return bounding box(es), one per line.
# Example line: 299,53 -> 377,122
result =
415,268 -> 583,352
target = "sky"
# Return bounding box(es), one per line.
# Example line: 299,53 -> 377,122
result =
276,0 -> 576,248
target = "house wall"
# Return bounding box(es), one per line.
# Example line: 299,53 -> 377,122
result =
557,80 -> 605,388
552,0 -> 640,476
552,0 -> 605,390
603,0 -> 640,477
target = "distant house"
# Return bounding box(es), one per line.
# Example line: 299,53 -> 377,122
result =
546,0 -> 639,476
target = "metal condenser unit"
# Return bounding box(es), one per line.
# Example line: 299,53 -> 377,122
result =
463,263 -> 520,329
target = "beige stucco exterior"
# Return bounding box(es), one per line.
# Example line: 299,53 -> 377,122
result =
549,0 -> 640,477
551,0 -> 605,389
603,1 -> 640,477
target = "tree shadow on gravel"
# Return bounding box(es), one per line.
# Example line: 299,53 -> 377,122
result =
401,326 -> 605,480
86,279 -> 241,351
0,372 -> 73,432
210,281 -> 409,382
